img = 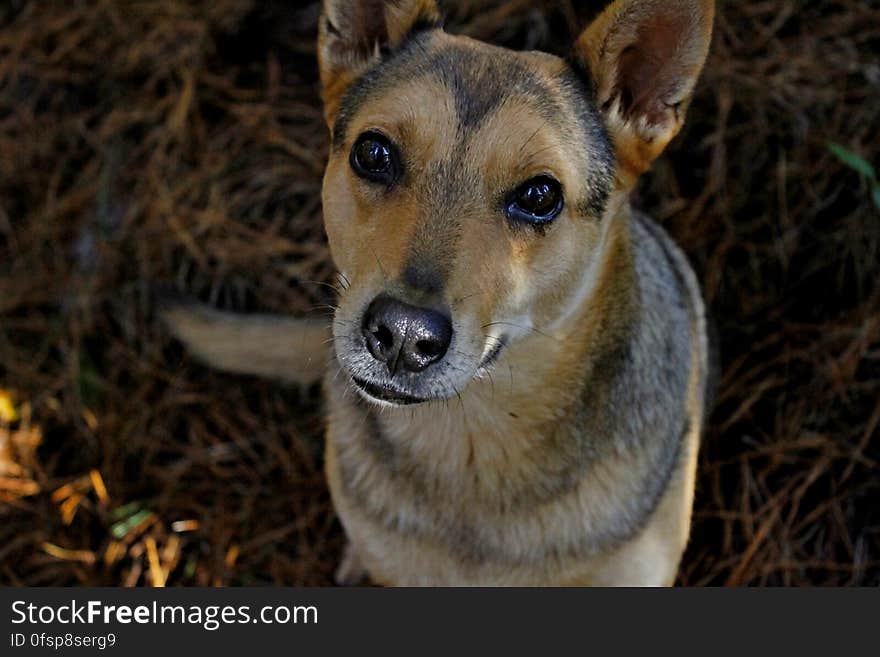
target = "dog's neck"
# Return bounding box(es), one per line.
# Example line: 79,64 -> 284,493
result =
366,203 -> 641,472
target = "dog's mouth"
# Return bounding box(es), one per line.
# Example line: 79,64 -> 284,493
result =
348,333 -> 507,407
350,376 -> 426,406
348,335 -> 508,406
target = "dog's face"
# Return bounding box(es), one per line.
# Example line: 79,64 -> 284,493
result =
323,33 -> 616,405
318,0 -> 713,406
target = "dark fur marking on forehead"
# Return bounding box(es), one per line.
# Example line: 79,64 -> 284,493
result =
424,44 -> 562,132
332,32 -> 566,149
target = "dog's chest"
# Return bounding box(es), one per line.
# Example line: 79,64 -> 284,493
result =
322,378 -> 684,585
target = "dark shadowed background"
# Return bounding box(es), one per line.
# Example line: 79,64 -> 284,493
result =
1,0 -> 878,586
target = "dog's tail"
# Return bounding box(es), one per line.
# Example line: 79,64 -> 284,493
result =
160,296 -> 330,385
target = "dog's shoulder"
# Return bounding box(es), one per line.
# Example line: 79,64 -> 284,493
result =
626,209 -> 710,425
630,211 -> 704,327
585,210 -> 707,436
629,211 -> 707,363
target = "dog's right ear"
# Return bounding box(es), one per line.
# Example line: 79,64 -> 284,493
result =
318,0 -> 440,126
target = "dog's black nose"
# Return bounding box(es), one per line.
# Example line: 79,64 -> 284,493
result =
362,295 -> 452,374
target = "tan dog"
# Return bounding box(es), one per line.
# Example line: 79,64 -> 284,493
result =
164,0 -> 715,586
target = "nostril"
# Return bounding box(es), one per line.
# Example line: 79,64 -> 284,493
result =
373,325 -> 394,351
415,339 -> 443,359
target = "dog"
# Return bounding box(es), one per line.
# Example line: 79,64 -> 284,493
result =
163,0 -> 715,585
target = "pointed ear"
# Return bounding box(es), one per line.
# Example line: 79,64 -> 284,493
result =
318,0 -> 440,125
573,0 -> 714,187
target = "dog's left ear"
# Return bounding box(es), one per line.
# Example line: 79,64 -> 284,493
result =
574,0 -> 714,187
318,0 -> 440,126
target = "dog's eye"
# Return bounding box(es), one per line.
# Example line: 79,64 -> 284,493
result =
506,176 -> 564,226
350,132 -> 398,184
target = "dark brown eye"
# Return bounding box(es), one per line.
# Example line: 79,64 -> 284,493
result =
506,176 -> 564,226
350,132 -> 398,184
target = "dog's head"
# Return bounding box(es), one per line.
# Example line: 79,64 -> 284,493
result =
319,0 -> 713,406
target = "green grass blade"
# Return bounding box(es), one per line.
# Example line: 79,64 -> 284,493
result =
827,142 -> 876,180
